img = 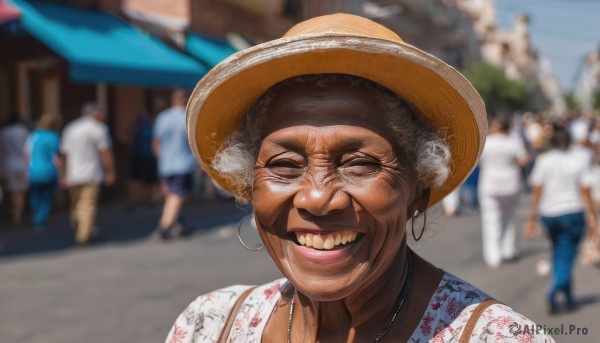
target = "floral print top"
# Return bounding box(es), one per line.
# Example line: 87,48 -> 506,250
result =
166,273 -> 555,342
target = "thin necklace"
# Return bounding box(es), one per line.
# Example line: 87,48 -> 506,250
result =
287,250 -> 413,343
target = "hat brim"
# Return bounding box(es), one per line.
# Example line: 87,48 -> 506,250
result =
187,33 -> 486,207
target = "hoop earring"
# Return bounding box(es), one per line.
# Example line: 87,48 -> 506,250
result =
411,211 -> 426,241
237,215 -> 264,251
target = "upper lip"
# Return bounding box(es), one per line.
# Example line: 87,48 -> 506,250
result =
288,226 -> 362,234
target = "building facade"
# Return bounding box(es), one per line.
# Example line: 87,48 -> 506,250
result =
1,0 -> 205,195
576,50 -> 600,111
458,0 -> 565,114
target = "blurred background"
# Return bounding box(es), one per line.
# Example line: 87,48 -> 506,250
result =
1,0 -> 600,342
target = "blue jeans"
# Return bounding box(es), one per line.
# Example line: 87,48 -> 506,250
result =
541,211 -> 585,307
29,180 -> 57,229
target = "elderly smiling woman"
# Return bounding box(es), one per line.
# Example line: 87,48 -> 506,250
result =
166,14 -> 553,343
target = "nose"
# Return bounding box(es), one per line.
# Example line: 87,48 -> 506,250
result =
293,177 -> 351,216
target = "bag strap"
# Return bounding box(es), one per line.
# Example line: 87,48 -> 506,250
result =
459,299 -> 502,343
218,286 -> 256,343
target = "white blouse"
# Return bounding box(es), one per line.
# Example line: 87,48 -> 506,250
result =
166,273 -> 555,342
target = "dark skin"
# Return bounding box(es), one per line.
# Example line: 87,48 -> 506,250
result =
252,83 -> 444,342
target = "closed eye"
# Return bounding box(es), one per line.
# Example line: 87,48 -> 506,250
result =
344,158 -> 380,167
266,159 -> 304,178
339,156 -> 382,176
268,159 -> 302,168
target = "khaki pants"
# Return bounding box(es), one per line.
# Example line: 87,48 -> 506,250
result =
69,183 -> 100,244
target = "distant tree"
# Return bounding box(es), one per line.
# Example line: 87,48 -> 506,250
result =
462,61 -> 527,115
592,88 -> 600,110
564,91 -> 580,110
523,80 -> 550,113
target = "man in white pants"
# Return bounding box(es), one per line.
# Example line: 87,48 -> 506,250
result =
478,115 -> 529,269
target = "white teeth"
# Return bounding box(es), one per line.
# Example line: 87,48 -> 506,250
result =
294,230 -> 359,250
312,235 -> 325,249
305,235 -> 313,247
298,235 -> 306,245
324,234 -> 335,249
334,233 -> 341,245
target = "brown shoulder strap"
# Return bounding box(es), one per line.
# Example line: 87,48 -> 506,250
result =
459,299 -> 502,343
218,286 -> 256,343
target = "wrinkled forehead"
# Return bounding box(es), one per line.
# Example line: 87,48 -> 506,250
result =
258,81 -> 395,140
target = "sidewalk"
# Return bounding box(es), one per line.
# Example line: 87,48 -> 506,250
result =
0,196 -> 248,258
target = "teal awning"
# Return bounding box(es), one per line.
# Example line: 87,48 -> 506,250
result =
10,0 -> 206,88
185,32 -> 237,68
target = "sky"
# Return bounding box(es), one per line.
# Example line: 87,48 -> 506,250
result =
495,0 -> 600,91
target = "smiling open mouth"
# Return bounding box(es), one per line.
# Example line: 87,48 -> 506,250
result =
293,231 -> 362,250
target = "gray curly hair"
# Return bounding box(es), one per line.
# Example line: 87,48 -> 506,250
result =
211,74 -> 451,202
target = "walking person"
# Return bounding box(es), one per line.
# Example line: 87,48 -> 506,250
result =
0,113 -> 29,225
581,152 -> 600,267
152,90 -> 197,240
60,103 -> 115,245
25,113 -> 62,230
569,113 -> 595,167
128,110 -> 158,211
526,124 -> 597,314
442,187 -> 461,217
478,115 -> 529,269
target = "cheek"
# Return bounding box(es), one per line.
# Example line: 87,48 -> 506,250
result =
349,173 -> 414,257
252,173 -> 302,272
252,171 -> 297,231
348,171 -> 413,219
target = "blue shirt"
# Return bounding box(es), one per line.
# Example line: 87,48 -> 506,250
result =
26,129 -> 60,184
153,107 -> 197,176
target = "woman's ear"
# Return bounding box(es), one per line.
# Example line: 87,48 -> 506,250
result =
417,188 -> 431,213
417,188 -> 430,213
408,186 -> 430,217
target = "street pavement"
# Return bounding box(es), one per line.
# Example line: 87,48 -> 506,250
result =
0,195 -> 599,342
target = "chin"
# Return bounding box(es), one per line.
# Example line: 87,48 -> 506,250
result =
284,263 -> 371,301
276,235 -> 373,301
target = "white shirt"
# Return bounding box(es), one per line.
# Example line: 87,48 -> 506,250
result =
529,148 -> 593,217
0,123 -> 29,176
589,129 -> 600,145
569,118 -> 590,144
525,121 -> 543,147
587,164 -> 600,203
60,116 -> 112,185
478,133 -> 528,196
571,143 -> 595,167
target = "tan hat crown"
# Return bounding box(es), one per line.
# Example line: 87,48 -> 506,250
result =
283,13 -> 403,42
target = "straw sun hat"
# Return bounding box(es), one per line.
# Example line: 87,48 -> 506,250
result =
186,13 -> 487,207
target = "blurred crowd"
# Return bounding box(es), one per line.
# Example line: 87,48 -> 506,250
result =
0,103 -> 116,244
442,109 -> 600,314
0,90 -> 233,245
